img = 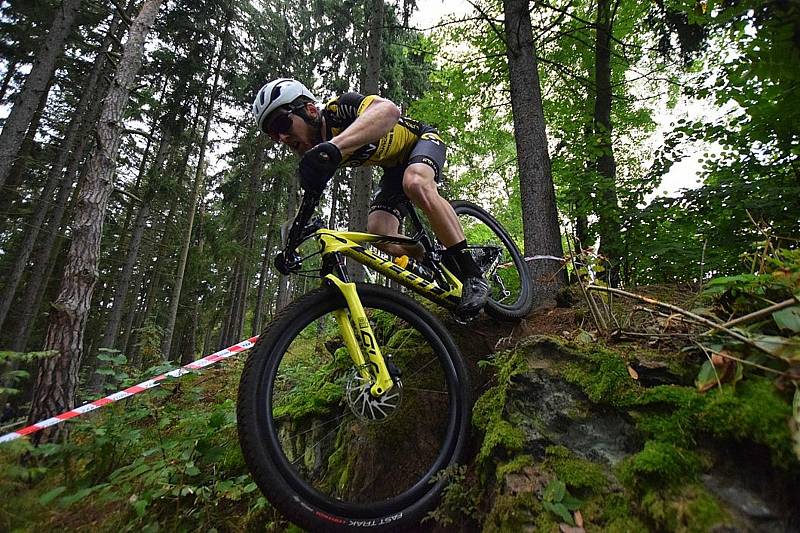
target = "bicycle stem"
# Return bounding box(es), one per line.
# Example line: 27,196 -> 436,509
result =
324,274 -> 395,397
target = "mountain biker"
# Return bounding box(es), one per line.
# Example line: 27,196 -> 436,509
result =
252,78 -> 489,317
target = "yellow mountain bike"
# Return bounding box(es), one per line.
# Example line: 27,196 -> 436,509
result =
237,191 -> 532,532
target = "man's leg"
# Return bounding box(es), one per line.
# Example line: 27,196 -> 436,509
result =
367,209 -> 418,258
403,163 -> 489,316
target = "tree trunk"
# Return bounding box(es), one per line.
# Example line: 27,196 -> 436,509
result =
99,194 -> 151,348
0,10 -> 123,333
502,0 -> 565,306
593,0 -> 622,286
27,0 -> 163,444
161,26 -> 228,360
0,59 -> 19,103
348,0 -> 383,281
9,141 -> 88,352
0,74 -> 54,237
253,194 -> 280,335
0,0 -> 83,191
276,179 -> 298,312
120,264 -> 146,360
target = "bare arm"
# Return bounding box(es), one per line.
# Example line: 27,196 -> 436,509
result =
328,96 -> 401,157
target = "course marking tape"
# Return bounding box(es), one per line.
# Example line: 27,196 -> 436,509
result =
0,336 -> 260,444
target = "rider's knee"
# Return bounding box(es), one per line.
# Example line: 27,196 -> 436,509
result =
403,168 -> 438,209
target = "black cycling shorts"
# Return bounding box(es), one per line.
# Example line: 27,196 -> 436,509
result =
369,131 -> 447,221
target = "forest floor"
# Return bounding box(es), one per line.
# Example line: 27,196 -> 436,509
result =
1,283 -> 798,531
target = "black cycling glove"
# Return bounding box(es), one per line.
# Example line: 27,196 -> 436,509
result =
274,250 -> 301,275
299,142 -> 342,194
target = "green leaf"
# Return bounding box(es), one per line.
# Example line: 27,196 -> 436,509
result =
773,307 -> 800,333
39,486 -> 67,505
543,479 -> 566,503
695,360 -> 719,391
59,487 -> 95,506
561,493 -> 583,511
751,335 -> 800,360
543,501 -> 575,525
185,464 -> 201,476
131,497 -> 148,517
3,369 -> 29,380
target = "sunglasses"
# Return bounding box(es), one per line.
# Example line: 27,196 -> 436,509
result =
264,109 -> 295,141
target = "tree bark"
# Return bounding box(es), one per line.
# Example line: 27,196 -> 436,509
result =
0,73 -> 53,236
0,59 -> 19,103
0,0 -> 83,191
348,0 -> 383,281
503,0 -> 565,305
0,10 -> 123,333
593,0 -> 623,285
27,0 -> 163,444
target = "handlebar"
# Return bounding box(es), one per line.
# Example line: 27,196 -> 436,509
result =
275,192 -> 322,275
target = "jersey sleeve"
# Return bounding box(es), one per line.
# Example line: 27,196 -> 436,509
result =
324,92 -> 379,128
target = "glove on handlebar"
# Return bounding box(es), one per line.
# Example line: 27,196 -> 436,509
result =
299,142 -> 342,193
275,250 -> 301,275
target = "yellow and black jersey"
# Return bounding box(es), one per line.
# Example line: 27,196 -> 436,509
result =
323,92 -> 440,170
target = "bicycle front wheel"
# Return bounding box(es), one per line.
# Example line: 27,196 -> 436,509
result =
237,283 -> 471,532
452,200 -> 534,320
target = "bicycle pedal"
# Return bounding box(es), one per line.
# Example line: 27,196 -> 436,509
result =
452,313 -> 477,325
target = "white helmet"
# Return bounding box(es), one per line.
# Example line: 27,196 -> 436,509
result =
252,78 -> 316,132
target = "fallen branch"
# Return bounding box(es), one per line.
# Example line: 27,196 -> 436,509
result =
703,297 -> 799,335
696,342 -> 784,376
615,331 -> 697,339
587,285 -> 780,358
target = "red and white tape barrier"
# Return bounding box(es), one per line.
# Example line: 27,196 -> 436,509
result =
0,336 -> 260,444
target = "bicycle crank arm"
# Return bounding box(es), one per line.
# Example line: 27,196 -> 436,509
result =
324,275 -> 395,397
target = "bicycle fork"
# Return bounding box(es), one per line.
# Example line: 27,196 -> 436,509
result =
325,274 -> 395,398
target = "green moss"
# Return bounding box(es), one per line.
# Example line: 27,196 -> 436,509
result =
634,378 -> 795,467
559,345 -> 641,407
543,446 -> 608,492
426,465 -> 481,527
700,378 -> 794,465
473,350 -> 528,465
634,385 -> 706,447
320,427 -> 352,495
618,441 -> 702,489
588,493 -> 648,531
639,484 -> 732,532
483,492 -> 545,533
496,455 -> 535,481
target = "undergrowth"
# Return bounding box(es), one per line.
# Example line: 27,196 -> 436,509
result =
0,359 -> 284,532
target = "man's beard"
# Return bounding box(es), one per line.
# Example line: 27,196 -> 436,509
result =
310,116 -> 323,145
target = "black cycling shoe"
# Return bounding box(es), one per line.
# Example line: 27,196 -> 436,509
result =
456,276 -> 489,318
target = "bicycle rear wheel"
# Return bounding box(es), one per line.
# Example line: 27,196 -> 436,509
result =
237,283 -> 471,532
451,200 -> 534,320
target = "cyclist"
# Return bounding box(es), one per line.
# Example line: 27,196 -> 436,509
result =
252,78 -> 489,317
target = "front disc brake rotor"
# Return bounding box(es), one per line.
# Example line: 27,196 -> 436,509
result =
345,369 -> 403,422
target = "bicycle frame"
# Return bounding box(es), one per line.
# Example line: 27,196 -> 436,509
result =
299,228 -> 464,398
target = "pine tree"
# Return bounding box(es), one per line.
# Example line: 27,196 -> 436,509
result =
27,0 -> 164,443
0,0 -> 83,191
